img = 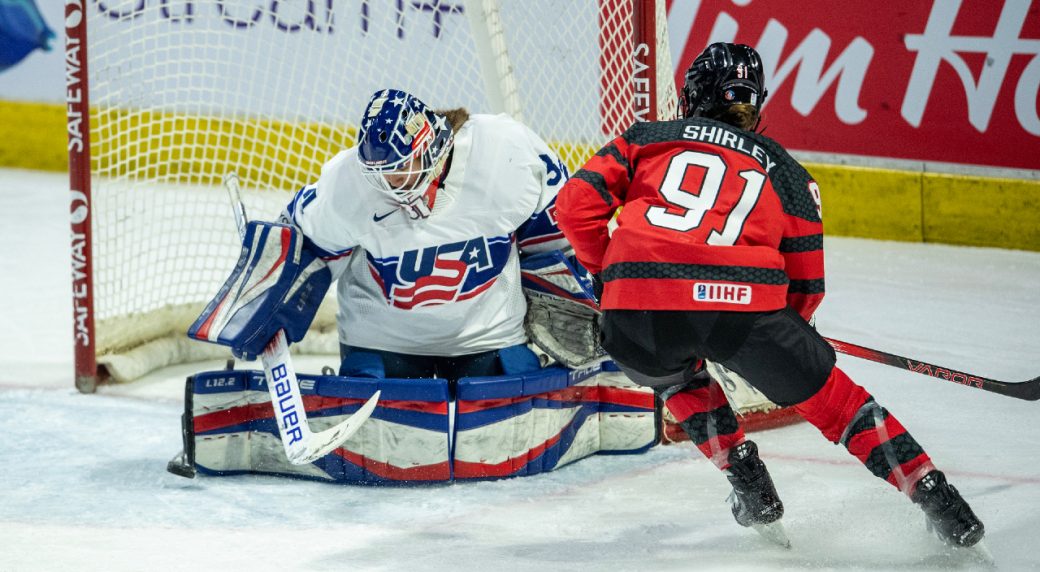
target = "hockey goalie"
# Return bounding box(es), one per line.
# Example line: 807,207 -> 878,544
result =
174,88 -> 658,484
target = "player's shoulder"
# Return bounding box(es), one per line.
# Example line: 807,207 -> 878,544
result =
741,128 -> 819,221
465,112 -> 525,129
743,128 -> 799,169
619,118 -> 691,146
312,146 -> 382,215
462,113 -> 534,142
322,146 -> 359,173
458,113 -> 546,162
743,128 -> 813,183
317,146 -> 369,194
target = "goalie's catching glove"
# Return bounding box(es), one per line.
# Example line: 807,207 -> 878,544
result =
520,251 -> 605,368
188,221 -> 331,360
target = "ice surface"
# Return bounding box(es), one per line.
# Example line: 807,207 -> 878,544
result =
1,168 -> 1038,571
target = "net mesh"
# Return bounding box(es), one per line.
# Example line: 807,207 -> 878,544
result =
82,0 -> 675,380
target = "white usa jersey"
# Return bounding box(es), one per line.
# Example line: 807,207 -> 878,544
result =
284,114 -> 570,356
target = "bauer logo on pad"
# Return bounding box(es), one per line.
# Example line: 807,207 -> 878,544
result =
694,283 -> 752,304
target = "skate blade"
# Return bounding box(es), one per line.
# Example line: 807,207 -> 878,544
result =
926,520 -> 992,565
961,540 -> 995,568
751,520 -> 791,549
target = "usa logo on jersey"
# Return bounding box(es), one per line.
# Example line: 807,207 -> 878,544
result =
368,235 -> 512,309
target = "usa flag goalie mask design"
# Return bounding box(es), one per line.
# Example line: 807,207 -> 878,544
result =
357,89 -> 454,209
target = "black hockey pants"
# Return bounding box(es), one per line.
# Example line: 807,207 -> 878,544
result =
599,307 -> 835,406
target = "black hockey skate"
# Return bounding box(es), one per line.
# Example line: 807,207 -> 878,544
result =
725,441 -> 789,547
726,440 -> 783,526
912,470 -> 985,548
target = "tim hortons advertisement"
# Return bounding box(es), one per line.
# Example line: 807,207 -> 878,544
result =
668,0 -> 1040,170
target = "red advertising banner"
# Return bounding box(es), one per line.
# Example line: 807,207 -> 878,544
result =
667,0 -> 1040,170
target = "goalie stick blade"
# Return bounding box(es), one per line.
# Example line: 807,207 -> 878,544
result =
166,450 -> 196,479
287,390 -> 381,465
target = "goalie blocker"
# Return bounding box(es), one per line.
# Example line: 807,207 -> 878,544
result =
188,221 -> 331,361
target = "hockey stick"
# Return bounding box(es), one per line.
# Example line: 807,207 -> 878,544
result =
223,173 -> 381,464
824,337 -> 1039,401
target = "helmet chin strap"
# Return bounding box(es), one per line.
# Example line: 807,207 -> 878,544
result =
404,195 -> 432,220
399,147 -> 453,220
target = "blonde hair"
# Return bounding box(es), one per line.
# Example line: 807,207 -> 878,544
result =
714,103 -> 760,131
433,108 -> 470,132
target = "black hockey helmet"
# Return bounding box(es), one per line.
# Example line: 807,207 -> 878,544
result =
679,42 -> 768,130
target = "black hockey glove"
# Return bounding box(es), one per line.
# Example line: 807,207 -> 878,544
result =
591,273 -> 604,301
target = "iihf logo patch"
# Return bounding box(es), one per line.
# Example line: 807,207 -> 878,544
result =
694,282 -> 752,304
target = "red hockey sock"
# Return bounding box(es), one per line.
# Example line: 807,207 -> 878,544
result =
664,376 -> 746,470
795,367 -> 935,495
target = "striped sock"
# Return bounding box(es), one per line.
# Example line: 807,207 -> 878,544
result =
664,375 -> 746,470
795,367 -> 935,495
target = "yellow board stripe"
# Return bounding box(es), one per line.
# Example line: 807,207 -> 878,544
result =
806,163 -> 1040,251
0,100 -> 68,171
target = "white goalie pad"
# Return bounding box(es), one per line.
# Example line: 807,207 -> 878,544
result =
453,363 -> 656,479
704,361 -> 781,416
183,362 -> 656,485
658,360 -> 796,442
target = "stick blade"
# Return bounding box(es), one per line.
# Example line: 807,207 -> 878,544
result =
166,450 -> 196,479
1008,377 -> 1040,401
287,390 -> 382,465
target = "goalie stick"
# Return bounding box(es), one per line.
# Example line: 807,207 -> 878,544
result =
223,173 -> 381,464
824,337 -> 1039,401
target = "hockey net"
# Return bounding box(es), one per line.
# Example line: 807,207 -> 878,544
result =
65,0 -> 795,435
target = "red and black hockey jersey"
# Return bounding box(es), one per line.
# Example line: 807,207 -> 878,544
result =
555,117 -> 825,321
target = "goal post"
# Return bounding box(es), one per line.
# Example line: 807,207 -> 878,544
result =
66,0 -> 96,393
64,0 -> 677,391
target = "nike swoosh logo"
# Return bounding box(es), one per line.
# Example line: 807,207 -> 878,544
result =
372,209 -> 396,223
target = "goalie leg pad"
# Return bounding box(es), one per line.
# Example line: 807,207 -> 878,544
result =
188,221 -> 331,360
190,370 -> 453,484
186,362 -> 657,485
453,363 -> 656,479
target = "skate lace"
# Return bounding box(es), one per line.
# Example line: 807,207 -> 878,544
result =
726,489 -> 741,511
728,456 -> 766,488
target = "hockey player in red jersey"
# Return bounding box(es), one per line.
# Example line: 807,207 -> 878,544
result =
555,42 -> 984,548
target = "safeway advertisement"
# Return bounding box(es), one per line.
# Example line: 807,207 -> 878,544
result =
669,0 -> 1040,170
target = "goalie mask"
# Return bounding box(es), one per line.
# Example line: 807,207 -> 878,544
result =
679,43 -> 768,131
357,89 -> 454,217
